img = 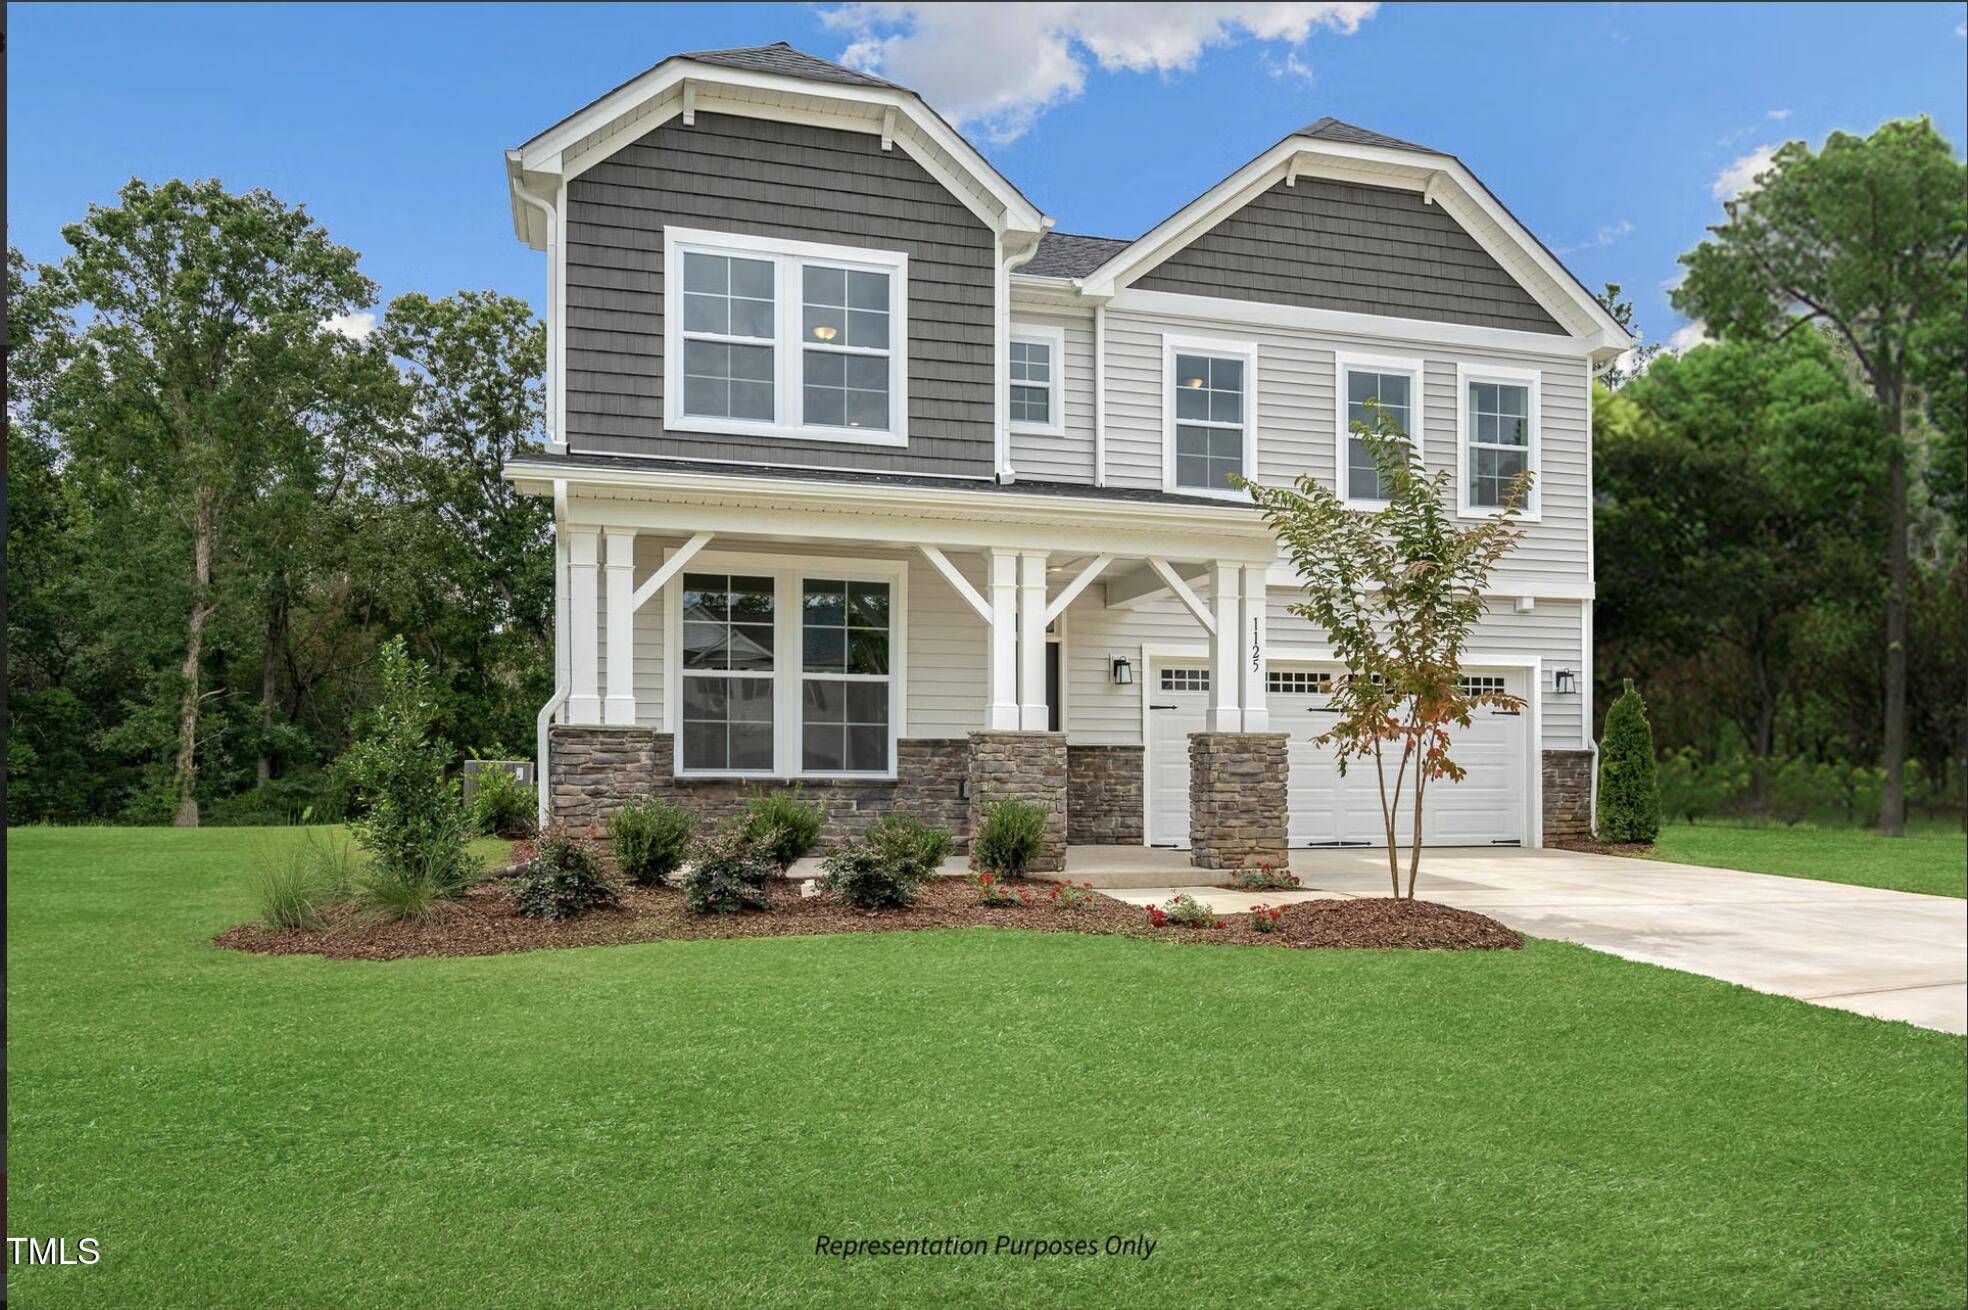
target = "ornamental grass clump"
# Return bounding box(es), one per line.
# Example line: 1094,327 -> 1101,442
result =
741,787 -> 826,871
1147,893 -> 1222,929
682,823 -> 776,914
507,827 -> 619,922
251,829 -> 360,931
609,796 -> 698,887
971,797 -> 1048,877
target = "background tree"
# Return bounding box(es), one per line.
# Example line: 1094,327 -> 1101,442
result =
1593,282 -> 1663,389
37,179 -> 378,824
1672,118 -> 1967,835
1240,407 -> 1527,899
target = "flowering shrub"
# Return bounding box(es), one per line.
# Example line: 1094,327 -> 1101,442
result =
1230,864 -> 1301,891
507,827 -> 619,922
1047,880 -> 1098,911
971,871 -> 1035,908
681,823 -> 775,914
1148,893 -> 1221,929
1248,903 -> 1284,934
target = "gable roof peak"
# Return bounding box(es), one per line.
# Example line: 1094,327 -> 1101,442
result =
1295,117 -> 1440,157
677,40 -> 904,92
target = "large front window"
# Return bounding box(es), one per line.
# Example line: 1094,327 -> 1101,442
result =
1172,351 -> 1247,493
664,228 -> 908,445
678,573 -> 776,772
672,560 -> 900,778
1464,376 -> 1536,512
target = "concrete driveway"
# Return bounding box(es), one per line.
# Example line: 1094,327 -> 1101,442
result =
1107,848 -> 1968,1035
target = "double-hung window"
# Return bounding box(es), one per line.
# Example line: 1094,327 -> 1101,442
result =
1009,324 -> 1065,435
1166,336 -> 1257,498
1460,366 -> 1540,518
670,555 -> 904,779
1334,352 -> 1424,507
664,228 -> 908,446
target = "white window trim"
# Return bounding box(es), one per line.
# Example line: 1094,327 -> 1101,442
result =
662,226 -> 910,449
662,548 -> 909,780
1333,350 -> 1426,509
1162,333 -> 1260,502
1456,362 -> 1543,523
1008,322 -> 1067,438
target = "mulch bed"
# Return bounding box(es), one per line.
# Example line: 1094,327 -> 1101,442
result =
213,876 -> 1523,962
1548,838 -> 1655,857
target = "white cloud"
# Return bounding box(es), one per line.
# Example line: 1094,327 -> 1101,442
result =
824,3 -> 1380,143
1957,21 -> 1965,37
1712,143 -> 1776,200
1555,219 -> 1634,255
1263,48 -> 1317,82
323,310 -> 376,341
1668,322 -> 1709,352
1765,107 -> 1791,121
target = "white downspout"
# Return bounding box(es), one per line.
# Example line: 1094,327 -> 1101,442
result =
995,227 -> 1048,483
534,480 -> 570,831
1093,302 -> 1108,487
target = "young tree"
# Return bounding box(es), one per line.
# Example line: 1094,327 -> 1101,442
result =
1594,282 -> 1663,390
38,179 -> 377,824
1597,679 -> 1662,843
1238,407 -> 1527,899
1673,118 -> 1967,836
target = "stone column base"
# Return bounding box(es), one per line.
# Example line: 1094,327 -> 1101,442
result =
1188,732 -> 1289,871
1067,745 -> 1144,844
1542,749 -> 1594,843
547,725 -> 660,837
967,731 -> 1068,873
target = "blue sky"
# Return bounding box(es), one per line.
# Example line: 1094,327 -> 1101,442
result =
8,2 -> 1965,351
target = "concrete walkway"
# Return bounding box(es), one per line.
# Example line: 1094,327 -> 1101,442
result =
1104,848 -> 1968,1035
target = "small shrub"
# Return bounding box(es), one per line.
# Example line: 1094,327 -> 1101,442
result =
971,871 -> 1036,908
339,637 -> 480,918
251,830 -> 359,930
468,766 -> 538,838
1046,880 -> 1098,910
971,797 -> 1048,877
507,827 -> 619,921
820,817 -> 954,909
1148,893 -> 1222,929
742,787 -> 826,871
1230,863 -> 1300,890
682,823 -> 775,914
1596,678 -> 1661,844
610,797 -> 698,886
1248,904 -> 1284,934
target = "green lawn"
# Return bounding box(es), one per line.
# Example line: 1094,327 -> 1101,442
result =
1648,819 -> 1967,897
8,826 -> 1964,1310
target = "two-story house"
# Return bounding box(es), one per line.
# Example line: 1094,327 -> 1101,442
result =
503,42 -> 1631,871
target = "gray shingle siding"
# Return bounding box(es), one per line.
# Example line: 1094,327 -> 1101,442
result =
1132,175 -> 1565,335
564,111 -> 997,474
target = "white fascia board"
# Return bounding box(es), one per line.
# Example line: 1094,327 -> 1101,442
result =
507,464 -> 1278,562
513,58 -> 1047,237
1079,137 -> 1630,348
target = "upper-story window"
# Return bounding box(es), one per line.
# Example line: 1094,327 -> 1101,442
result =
1009,324 -> 1066,436
664,227 -> 909,448
1334,351 -> 1424,507
1461,365 -> 1541,519
1164,335 -> 1257,499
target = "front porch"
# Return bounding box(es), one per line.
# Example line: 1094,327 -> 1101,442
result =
512,457 -> 1290,873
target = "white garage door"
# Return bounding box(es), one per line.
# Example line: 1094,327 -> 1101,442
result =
1147,661 -> 1528,849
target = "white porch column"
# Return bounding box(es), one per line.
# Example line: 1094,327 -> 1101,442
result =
567,527 -> 601,724
986,548 -> 1019,730
1207,562 -> 1242,732
603,528 -> 638,726
1018,551 -> 1050,730
1239,564 -> 1269,731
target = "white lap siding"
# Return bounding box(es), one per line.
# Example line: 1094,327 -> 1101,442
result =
1007,312 -> 1097,484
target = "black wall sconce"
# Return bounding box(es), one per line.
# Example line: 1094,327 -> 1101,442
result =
1111,656 -> 1134,686
1554,668 -> 1578,695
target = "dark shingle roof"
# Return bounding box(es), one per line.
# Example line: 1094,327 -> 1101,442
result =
680,41 -> 901,90
1295,116 -> 1439,155
1022,231 -> 1135,279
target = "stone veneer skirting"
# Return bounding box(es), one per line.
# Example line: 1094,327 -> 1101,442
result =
1066,745 -> 1144,845
547,726 -> 969,841
966,731 -> 1069,873
1542,748 -> 1594,843
1188,732 -> 1289,871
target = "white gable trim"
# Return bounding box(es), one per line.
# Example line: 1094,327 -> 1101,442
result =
511,58 -> 1047,240
1078,138 -> 1630,353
